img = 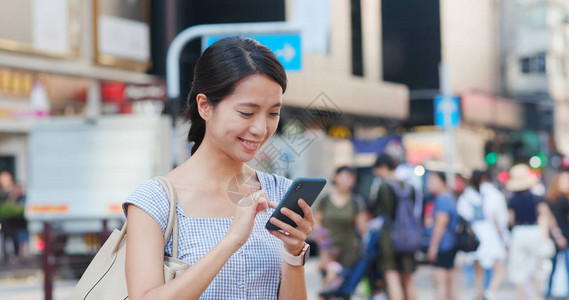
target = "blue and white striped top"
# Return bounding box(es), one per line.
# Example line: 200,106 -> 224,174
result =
122,170 -> 292,300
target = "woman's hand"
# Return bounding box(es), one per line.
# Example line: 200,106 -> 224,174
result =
267,199 -> 315,255
427,245 -> 438,263
554,235 -> 568,250
225,190 -> 270,248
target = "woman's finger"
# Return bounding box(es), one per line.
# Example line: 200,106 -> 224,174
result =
269,217 -> 306,241
268,230 -> 304,250
280,207 -> 304,225
298,199 -> 315,225
280,207 -> 311,235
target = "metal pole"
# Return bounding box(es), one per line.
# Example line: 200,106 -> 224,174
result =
165,22 -> 299,165
439,62 -> 456,189
101,219 -> 110,244
42,222 -> 53,300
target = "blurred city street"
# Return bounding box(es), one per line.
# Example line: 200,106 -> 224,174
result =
1,0 -> 569,299
1,264 -> 515,300
0,258 -> 521,300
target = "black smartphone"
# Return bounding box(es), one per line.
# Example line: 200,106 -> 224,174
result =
265,177 -> 327,231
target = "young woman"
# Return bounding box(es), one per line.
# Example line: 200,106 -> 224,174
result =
506,164 -> 561,300
457,171 -> 508,300
426,171 -> 459,300
314,166 -> 367,272
123,37 -> 314,300
545,169 -> 569,298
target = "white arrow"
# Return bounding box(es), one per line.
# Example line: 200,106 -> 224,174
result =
276,43 -> 296,63
439,97 -> 458,127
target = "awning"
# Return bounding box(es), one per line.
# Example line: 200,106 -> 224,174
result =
461,92 -> 524,129
284,70 -> 409,120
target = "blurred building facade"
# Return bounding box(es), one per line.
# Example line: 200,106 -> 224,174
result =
0,0 -> 159,186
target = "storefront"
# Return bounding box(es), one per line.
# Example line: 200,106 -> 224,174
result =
0,0 -> 156,186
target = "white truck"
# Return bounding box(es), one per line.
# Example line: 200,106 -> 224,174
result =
25,115 -> 172,267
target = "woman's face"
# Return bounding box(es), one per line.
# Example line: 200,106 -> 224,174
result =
427,173 -> 444,195
203,74 -> 283,162
335,170 -> 356,193
559,172 -> 569,194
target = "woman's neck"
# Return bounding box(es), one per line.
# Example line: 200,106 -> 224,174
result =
175,139 -> 255,185
333,187 -> 351,197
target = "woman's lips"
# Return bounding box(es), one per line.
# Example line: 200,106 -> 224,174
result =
239,137 -> 260,151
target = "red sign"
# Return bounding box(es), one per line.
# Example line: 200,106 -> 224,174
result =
101,81 -> 167,103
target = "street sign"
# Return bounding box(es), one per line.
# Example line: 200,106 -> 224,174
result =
434,95 -> 461,128
203,34 -> 302,71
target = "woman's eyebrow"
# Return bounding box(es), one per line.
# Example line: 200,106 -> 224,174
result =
237,102 -> 282,108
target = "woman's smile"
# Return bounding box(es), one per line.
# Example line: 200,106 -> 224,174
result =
238,137 -> 261,152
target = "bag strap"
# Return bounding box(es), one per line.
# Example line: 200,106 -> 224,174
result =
113,176 -> 180,259
154,176 -> 180,259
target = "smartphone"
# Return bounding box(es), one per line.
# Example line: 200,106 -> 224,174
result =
265,177 -> 327,231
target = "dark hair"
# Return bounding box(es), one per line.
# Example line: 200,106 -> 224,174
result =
335,165 -> 356,176
432,171 -> 447,183
373,153 -> 397,170
546,168 -> 569,203
471,170 -> 488,191
183,37 -> 287,155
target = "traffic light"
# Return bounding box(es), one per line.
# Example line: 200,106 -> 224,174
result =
485,152 -> 498,166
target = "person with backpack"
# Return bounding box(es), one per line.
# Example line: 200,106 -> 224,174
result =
369,154 -> 420,300
425,171 -> 459,300
314,166 -> 367,276
457,171 -> 508,300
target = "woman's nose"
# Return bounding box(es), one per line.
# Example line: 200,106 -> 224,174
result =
249,116 -> 267,137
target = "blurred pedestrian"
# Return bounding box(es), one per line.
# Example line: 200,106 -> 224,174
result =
544,168 -> 569,298
0,171 -> 27,263
425,171 -> 459,300
506,164 -> 559,300
457,170 -> 508,300
317,246 -> 346,300
369,154 -> 418,300
314,166 -> 367,273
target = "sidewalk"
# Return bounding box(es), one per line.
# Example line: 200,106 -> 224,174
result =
305,258 -> 518,300
0,258 -> 519,300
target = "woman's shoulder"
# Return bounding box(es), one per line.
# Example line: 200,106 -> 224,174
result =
122,179 -> 170,234
255,170 -> 292,202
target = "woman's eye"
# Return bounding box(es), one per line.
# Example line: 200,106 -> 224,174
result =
269,112 -> 280,117
239,112 -> 253,117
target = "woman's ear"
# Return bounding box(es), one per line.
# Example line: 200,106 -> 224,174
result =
196,93 -> 210,121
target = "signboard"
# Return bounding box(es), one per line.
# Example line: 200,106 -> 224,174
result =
434,95 -> 460,128
203,34 -> 302,71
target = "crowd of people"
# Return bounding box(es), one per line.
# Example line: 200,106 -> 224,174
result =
313,153 -> 569,300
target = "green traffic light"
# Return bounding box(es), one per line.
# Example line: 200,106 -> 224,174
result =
485,152 -> 498,165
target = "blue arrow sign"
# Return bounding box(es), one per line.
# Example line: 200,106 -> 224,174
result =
434,95 -> 461,128
203,34 -> 302,71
